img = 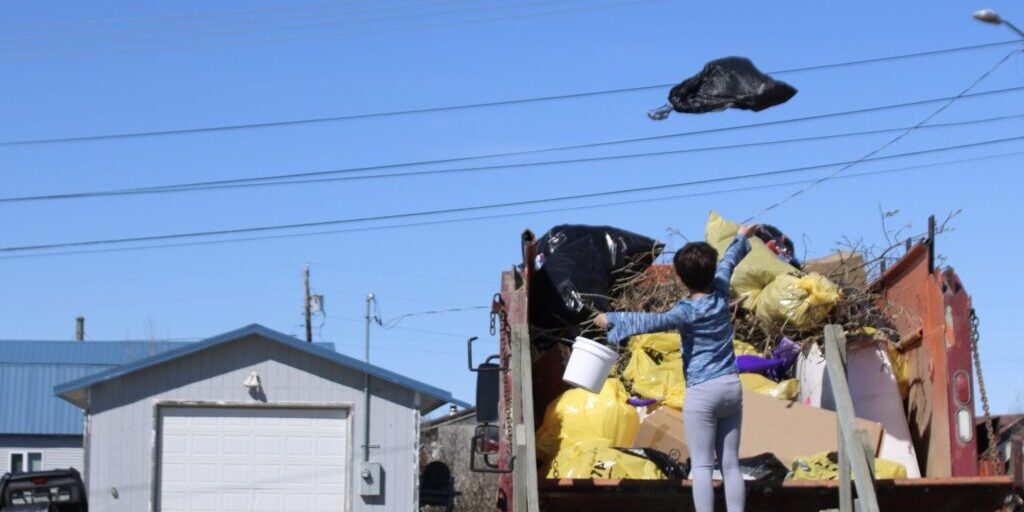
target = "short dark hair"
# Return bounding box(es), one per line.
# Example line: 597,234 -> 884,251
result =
673,242 -> 718,292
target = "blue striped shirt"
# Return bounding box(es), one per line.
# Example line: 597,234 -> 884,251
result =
606,234 -> 750,387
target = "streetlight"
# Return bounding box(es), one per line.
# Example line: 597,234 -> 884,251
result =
973,8 -> 1024,38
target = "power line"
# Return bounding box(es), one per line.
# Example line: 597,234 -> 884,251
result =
745,43 -> 1024,221
4,150 -> 1019,260
375,305 -> 490,329
4,134 -> 1022,254
5,110 -> 1022,203
1,40 -> 1018,147
2,0 -> 656,60
0,1 -> 339,33
0,0 -> 576,48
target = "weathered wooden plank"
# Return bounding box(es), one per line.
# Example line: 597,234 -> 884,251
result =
824,324 -> 880,512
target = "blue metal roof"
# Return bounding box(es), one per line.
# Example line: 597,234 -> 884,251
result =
0,340 -> 189,435
55,324 -> 469,412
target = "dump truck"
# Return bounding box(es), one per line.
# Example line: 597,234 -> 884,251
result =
467,218 -> 1023,512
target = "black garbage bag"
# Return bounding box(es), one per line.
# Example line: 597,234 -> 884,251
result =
615,448 -> 691,479
739,453 -> 789,481
754,224 -> 801,269
529,225 -> 662,337
687,453 -> 789,481
649,57 -> 797,120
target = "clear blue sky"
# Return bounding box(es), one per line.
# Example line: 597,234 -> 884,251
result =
1,0 -> 1022,413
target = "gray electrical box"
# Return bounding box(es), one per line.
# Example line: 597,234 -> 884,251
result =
360,461 -> 383,497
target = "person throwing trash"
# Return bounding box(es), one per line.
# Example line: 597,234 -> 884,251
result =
595,224 -> 756,512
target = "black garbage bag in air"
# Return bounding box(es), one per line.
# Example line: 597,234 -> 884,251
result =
648,57 -> 797,120
529,225 -> 663,338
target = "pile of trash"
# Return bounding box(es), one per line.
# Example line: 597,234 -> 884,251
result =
531,212 -> 918,482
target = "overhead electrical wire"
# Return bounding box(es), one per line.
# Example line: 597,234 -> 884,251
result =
0,40 -> 1018,147
4,110 -> 1022,203
3,149 -> 1019,260
744,43 -> 1024,221
3,134 -> 1022,254
6,151 -> 1020,260
0,0 -> 582,47
1,0 -> 658,59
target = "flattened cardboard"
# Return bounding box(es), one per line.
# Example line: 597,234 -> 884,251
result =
633,390 -> 884,467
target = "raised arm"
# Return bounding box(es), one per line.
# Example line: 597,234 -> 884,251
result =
599,304 -> 690,345
712,229 -> 753,295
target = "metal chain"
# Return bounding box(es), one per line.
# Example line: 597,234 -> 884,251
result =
971,310 -> 1002,474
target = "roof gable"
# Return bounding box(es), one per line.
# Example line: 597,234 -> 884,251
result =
54,324 -> 467,413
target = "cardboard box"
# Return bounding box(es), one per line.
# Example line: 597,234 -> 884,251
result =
633,390 -> 884,467
802,251 -> 868,290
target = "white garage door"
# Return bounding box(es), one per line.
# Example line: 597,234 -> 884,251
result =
159,406 -> 349,512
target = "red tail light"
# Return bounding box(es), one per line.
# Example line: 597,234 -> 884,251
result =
30,477 -> 48,485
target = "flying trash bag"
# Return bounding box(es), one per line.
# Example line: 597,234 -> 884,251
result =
648,57 -> 797,120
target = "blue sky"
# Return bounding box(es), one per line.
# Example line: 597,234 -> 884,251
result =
1,0 -> 1023,413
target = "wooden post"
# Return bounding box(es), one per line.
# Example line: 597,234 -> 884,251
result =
824,324 -> 880,512
304,264 -> 312,343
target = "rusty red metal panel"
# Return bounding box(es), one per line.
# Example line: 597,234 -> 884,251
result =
941,268 -> 980,476
874,243 -> 954,477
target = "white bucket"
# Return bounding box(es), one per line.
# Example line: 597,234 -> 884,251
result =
563,336 -> 618,393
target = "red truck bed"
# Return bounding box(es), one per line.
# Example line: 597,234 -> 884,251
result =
485,229 -> 1022,512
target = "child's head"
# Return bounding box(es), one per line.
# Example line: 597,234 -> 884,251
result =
673,242 -> 718,292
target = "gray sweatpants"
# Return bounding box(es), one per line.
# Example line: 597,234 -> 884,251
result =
684,373 -> 744,512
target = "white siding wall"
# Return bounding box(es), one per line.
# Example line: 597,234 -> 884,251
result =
85,335 -> 419,512
0,435 -> 83,473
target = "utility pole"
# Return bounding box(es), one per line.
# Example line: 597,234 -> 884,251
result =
75,317 -> 84,341
364,292 -> 375,462
304,264 -> 312,343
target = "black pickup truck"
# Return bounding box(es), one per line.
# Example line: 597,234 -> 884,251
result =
0,469 -> 87,512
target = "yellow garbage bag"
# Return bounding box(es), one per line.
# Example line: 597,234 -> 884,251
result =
535,379 -> 639,462
791,452 -> 908,480
885,343 -> 910,400
753,273 -> 841,330
739,373 -> 775,391
623,348 -> 686,408
758,378 -> 800,400
739,374 -> 801,400
706,211 -> 797,301
544,440 -> 666,479
628,332 -> 681,357
733,339 -> 763,357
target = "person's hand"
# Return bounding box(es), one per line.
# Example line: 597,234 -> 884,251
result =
738,224 -> 759,239
594,313 -> 609,329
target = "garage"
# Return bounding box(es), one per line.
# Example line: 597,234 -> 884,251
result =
55,324 -> 468,511
158,406 -> 349,512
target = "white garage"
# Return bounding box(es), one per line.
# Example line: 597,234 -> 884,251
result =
55,324 -> 467,512
159,406 -> 349,512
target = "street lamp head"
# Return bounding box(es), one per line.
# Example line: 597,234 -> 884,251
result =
974,9 -> 1002,24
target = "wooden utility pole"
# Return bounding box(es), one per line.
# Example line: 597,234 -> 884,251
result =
304,264 -> 312,343
75,317 -> 85,341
